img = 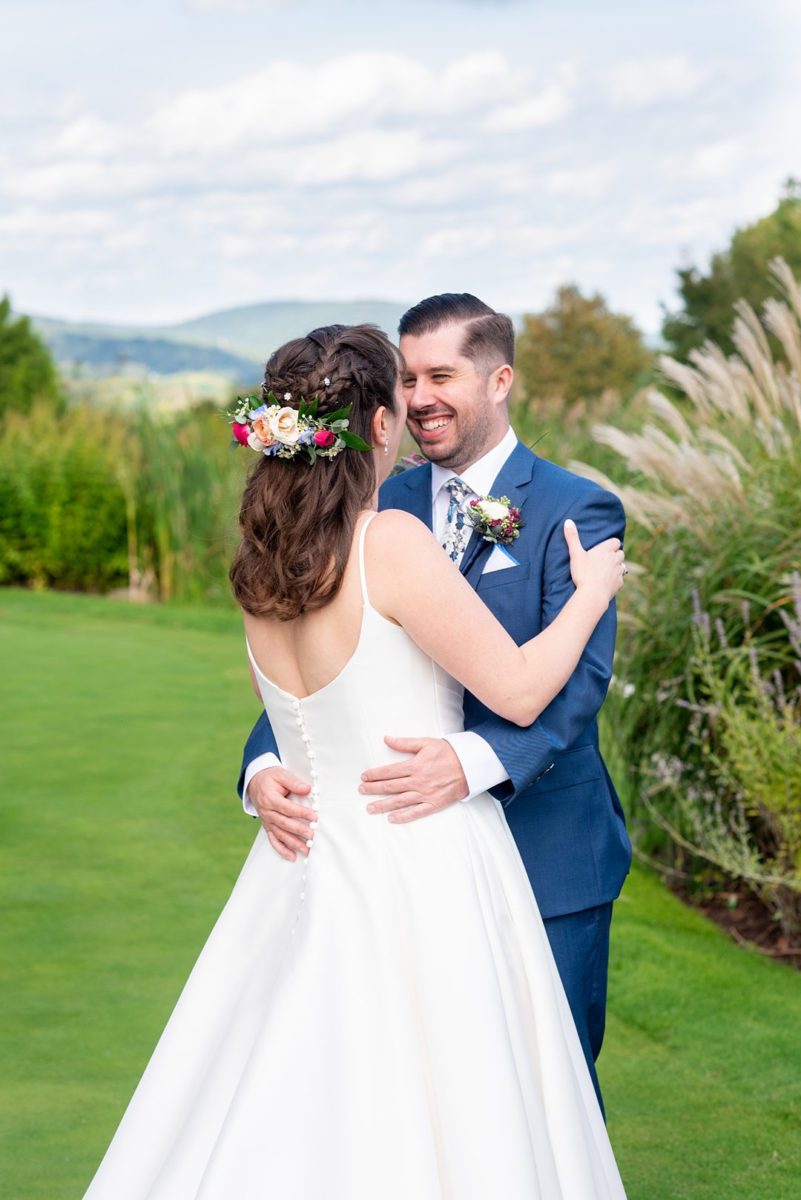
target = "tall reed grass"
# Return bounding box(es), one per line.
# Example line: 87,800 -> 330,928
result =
571,259 -> 801,933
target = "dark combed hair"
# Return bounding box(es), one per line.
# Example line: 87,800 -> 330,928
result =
230,324 -> 398,620
398,292 -> 515,371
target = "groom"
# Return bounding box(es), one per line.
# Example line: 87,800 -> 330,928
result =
238,294 -> 632,1109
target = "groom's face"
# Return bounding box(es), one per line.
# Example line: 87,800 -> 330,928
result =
399,322 -> 506,471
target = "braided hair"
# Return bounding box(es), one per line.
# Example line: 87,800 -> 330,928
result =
230,324 -> 399,619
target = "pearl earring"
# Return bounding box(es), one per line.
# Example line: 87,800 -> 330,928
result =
383,441 -> 389,456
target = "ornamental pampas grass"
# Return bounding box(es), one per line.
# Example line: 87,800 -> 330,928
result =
575,259 -> 801,935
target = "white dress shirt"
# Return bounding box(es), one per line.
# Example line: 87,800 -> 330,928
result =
242,427 -> 518,813
429,426 -> 517,802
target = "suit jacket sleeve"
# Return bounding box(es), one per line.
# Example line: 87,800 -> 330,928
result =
467,488 -> 625,803
237,709 -> 281,801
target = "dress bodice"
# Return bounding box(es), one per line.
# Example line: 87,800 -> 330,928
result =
245,514 -> 465,803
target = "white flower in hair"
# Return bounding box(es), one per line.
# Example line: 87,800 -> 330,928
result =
267,405 -> 301,445
283,392 -> 292,401
324,377 -> 330,386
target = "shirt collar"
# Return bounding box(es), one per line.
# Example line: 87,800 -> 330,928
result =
430,426 -> 519,502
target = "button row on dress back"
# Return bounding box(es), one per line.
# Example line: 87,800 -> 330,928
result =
289,698 -> 319,939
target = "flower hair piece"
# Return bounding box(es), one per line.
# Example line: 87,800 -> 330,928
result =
226,391 -> 371,464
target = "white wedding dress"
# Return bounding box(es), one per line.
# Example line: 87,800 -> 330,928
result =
84,515 -> 626,1199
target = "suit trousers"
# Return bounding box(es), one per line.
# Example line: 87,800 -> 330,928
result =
542,901 -> 613,1119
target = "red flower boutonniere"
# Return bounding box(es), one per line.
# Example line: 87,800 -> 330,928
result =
467,495 -> 522,547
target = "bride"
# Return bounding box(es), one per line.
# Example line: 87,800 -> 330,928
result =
83,325 -> 628,1199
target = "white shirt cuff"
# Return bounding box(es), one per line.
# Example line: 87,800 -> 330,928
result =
242,752 -> 281,816
442,732 -> 509,802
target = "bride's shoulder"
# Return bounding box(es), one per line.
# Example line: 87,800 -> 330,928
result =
369,508 -> 431,538
371,507 -> 428,530
365,509 -> 451,618
366,509 -> 437,561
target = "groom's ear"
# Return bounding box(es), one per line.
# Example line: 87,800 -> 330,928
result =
491,364 -> 514,406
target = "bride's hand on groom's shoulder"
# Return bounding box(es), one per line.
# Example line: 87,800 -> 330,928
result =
359,736 -> 469,823
563,519 -> 626,604
248,766 -> 317,861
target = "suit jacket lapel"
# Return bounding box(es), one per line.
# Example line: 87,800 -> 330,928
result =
460,441 -> 536,584
396,462 -> 434,531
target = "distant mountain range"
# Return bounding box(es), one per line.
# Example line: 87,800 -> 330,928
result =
32,300 -> 410,385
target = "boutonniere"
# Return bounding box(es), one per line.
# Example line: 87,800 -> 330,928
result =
467,495 -> 523,546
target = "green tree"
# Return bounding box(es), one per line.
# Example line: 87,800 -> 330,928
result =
0,296 -> 61,418
662,179 -> 801,359
515,284 -> 652,406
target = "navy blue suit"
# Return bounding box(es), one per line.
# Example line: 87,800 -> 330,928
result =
238,440 -> 632,1106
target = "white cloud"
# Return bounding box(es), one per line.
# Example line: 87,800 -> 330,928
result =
439,51 -> 518,109
149,52 -> 513,155
51,115 -> 122,157
7,159 -> 158,202
484,63 -> 577,131
2,10 -> 796,335
686,138 -> 744,178
260,130 -> 464,186
484,83 -> 571,131
0,207 -> 115,238
190,0 -> 288,10
418,226 -> 500,256
417,221 -> 564,258
545,165 -> 613,199
605,55 -> 709,108
613,197 -> 725,246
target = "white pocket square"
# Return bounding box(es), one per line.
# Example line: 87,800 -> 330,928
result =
482,545 -> 520,574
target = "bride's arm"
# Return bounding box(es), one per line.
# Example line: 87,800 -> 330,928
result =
367,510 -> 624,728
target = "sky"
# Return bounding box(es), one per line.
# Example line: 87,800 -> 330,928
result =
2,0 -> 800,334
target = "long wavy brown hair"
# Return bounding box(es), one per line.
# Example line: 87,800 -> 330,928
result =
230,324 -> 399,619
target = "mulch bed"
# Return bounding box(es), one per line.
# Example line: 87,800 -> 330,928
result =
675,884 -> 801,971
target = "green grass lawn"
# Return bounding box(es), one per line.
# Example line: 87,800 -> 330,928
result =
1,588 -> 800,1199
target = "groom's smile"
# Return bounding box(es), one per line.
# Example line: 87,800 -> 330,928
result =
412,410 -> 456,447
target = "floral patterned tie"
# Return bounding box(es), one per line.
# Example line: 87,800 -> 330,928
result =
442,478 -> 475,566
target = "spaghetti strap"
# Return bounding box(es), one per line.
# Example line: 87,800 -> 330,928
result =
357,511 -> 378,607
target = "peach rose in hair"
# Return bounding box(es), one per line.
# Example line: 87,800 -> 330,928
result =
251,414 -> 277,446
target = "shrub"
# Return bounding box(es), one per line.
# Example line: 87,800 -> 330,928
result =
0,401 -> 247,600
0,297 -> 62,419
0,404 -> 128,590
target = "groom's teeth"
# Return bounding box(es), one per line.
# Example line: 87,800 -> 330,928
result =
421,418 -> 450,430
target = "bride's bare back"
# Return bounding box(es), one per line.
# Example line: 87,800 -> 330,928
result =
243,509 -> 624,725
242,512 -> 382,701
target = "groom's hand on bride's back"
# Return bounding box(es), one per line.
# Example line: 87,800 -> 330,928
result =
247,767 -> 316,861
359,736 -> 469,822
